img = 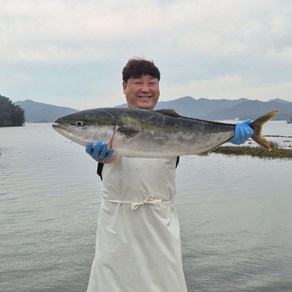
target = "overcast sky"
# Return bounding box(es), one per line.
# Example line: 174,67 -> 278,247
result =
0,0 -> 291,110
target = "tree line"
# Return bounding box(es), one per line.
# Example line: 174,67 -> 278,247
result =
0,95 -> 25,127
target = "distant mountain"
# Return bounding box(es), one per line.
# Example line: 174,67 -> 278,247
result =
270,98 -> 291,104
203,99 -> 292,120
14,100 -> 77,123
155,97 -> 249,118
15,97 -> 292,123
154,97 -> 291,120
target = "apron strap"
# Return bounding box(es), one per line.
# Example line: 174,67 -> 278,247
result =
104,195 -> 173,211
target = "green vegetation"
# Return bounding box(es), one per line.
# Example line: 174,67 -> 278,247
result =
212,145 -> 292,159
0,95 -> 25,127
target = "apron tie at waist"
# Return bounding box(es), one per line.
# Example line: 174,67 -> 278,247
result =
104,195 -> 172,211
131,195 -> 162,211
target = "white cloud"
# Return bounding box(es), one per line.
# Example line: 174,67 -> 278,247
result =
161,74 -> 243,99
161,74 -> 292,101
0,0 -> 292,107
1,0 -> 291,62
268,47 -> 292,61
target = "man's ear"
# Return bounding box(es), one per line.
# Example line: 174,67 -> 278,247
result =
122,81 -> 127,93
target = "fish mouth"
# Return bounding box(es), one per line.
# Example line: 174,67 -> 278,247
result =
52,122 -> 60,129
52,122 -> 74,133
52,122 -> 87,147
52,122 -> 68,131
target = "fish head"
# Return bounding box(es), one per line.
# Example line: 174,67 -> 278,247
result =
52,108 -> 116,146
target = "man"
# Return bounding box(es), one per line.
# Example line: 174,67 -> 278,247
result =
85,58 -> 253,292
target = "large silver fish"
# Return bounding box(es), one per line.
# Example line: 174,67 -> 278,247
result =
52,108 -> 279,157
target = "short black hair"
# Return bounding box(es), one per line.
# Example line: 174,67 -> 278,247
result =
122,58 -> 160,82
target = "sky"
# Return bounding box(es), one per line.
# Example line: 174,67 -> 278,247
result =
0,0 -> 292,110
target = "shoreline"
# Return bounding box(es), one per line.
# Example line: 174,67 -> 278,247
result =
212,145 -> 292,159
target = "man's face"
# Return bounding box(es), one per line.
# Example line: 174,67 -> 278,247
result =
123,74 -> 160,110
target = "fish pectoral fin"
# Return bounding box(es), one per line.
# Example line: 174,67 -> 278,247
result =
117,126 -> 140,138
198,151 -> 210,156
155,109 -> 181,117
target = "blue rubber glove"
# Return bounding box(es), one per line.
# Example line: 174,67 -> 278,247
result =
86,141 -> 114,161
230,120 -> 254,145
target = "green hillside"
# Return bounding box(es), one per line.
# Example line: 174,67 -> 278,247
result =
0,95 -> 25,127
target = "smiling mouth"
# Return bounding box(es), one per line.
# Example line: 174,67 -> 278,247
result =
138,96 -> 151,99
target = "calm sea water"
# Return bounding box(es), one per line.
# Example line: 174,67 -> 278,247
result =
0,122 -> 292,292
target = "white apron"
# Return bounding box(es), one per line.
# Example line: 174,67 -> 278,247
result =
87,156 -> 187,292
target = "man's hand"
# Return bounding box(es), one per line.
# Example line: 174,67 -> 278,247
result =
230,120 -> 254,145
86,142 -> 114,162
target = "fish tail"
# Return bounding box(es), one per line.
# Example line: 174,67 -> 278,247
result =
250,109 -> 279,151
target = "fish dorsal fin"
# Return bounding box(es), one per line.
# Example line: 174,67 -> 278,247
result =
155,109 -> 181,117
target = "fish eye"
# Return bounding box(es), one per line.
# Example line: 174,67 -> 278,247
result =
76,120 -> 85,127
